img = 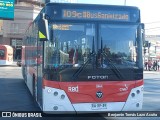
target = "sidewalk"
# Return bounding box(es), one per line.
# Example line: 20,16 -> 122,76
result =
143,70 -> 160,74
12,61 -> 17,66
0,60 -> 18,67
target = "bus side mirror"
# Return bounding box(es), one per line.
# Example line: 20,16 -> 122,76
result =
38,13 -> 49,41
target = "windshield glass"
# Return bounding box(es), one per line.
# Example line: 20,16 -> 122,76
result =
0,49 -> 5,58
99,24 -> 139,69
44,23 -> 142,81
44,23 -> 95,69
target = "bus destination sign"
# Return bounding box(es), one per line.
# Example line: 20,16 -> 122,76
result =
0,0 -> 14,20
62,9 -> 130,21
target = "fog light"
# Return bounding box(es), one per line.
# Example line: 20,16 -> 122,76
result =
53,106 -> 58,110
53,91 -> 58,96
136,90 -> 140,94
131,93 -> 135,97
61,94 -> 65,99
136,103 -> 140,107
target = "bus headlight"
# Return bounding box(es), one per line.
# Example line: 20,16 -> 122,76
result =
136,103 -> 140,107
53,91 -> 58,96
53,106 -> 58,110
131,93 -> 135,97
136,90 -> 140,94
141,87 -> 144,91
47,89 -> 52,93
61,94 -> 65,99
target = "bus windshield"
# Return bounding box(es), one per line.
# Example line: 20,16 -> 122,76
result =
0,49 -> 5,58
99,24 -> 139,69
44,23 -> 142,81
44,23 -> 95,68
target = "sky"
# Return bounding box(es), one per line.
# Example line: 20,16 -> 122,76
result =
77,0 -> 160,35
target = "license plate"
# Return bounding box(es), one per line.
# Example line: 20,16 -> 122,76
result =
91,103 -> 107,110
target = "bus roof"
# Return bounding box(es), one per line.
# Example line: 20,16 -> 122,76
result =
37,3 -> 140,23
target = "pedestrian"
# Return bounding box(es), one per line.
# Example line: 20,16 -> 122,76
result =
158,60 -> 160,71
153,61 -> 157,71
155,60 -> 158,71
148,60 -> 152,71
144,61 -> 148,70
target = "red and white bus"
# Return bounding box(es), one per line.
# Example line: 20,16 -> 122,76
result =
0,44 -> 13,65
22,3 -> 144,113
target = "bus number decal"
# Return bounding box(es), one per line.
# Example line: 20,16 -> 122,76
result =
68,86 -> 79,92
119,84 -> 128,92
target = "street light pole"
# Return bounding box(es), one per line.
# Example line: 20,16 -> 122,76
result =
124,0 -> 126,5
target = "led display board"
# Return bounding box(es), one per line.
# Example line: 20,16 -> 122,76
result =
62,9 -> 130,21
0,0 -> 14,20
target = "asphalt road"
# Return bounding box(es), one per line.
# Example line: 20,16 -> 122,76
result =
143,71 -> 160,111
0,64 -> 160,120
0,66 -> 40,111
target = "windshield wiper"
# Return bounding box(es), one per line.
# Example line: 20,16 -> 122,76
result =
72,37 -> 96,80
102,52 -> 124,80
100,38 -> 124,80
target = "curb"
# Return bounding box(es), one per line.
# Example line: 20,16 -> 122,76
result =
144,71 -> 160,74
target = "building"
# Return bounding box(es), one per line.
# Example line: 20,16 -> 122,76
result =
0,0 -> 44,60
0,0 -> 78,60
144,35 -> 160,61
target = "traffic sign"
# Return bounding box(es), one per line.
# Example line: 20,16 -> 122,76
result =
0,0 -> 14,20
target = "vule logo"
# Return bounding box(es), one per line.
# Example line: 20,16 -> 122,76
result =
68,86 -> 79,92
96,91 -> 103,98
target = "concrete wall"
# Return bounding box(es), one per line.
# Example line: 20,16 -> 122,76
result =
2,5 -> 41,47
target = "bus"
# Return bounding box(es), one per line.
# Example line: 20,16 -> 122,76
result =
22,3 -> 144,113
0,45 -> 13,65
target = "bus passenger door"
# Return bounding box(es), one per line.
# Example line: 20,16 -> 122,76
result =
37,42 -> 43,107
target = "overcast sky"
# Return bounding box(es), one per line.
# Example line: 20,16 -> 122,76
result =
77,0 -> 160,35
